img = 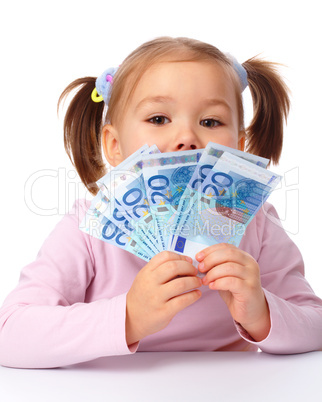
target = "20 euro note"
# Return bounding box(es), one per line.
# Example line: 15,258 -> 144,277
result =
81,144 -> 160,259
80,192 -> 151,261
141,149 -> 203,251
97,144 -> 159,231
111,157 -> 162,254
169,151 -> 281,262
201,151 -> 280,226
85,188 -> 157,258
97,145 -> 161,257
168,142 -> 270,248
89,144 -> 151,236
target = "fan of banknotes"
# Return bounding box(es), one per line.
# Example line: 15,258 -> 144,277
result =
80,142 -> 281,265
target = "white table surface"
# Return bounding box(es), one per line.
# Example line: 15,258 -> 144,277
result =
0,351 -> 321,402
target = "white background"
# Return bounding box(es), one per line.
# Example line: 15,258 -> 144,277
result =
0,0 -> 321,303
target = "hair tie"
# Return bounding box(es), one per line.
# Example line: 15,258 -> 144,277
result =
226,54 -> 248,92
91,67 -> 119,104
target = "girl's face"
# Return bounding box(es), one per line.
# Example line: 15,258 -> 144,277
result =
103,60 -> 245,166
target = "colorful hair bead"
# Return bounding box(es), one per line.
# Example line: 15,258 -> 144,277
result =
91,67 -> 118,104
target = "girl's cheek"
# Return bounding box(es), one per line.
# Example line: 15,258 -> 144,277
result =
209,135 -> 238,150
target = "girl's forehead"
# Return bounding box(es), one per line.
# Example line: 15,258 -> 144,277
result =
138,59 -> 230,82
130,60 -> 236,102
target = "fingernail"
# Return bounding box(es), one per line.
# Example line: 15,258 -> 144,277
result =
198,261 -> 204,271
196,252 -> 204,261
185,256 -> 193,263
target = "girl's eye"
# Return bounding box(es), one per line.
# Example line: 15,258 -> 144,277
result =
148,116 -> 170,125
200,119 -> 221,128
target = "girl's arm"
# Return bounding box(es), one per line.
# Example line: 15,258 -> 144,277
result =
203,203 -> 322,354
0,200 -> 135,368
240,203 -> 322,353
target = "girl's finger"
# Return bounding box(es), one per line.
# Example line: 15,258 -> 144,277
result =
198,246 -> 248,273
202,262 -> 245,286
166,289 -> 202,316
157,260 -> 198,284
208,276 -> 243,293
195,243 -> 233,261
148,251 -> 193,272
164,275 -> 203,300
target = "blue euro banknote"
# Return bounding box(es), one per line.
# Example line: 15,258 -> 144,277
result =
80,193 -> 151,261
169,151 -> 281,261
81,144 -> 160,258
168,142 -> 270,246
141,149 -> 203,250
111,155 -> 162,254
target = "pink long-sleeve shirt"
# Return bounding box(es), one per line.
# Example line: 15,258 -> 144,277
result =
0,200 -> 322,368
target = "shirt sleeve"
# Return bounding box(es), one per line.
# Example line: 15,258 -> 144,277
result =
236,204 -> 322,353
0,201 -> 137,369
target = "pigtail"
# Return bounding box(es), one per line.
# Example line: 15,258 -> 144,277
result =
58,77 -> 106,195
242,57 -> 290,164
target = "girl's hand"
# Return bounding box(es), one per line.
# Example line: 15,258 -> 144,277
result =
126,251 -> 202,346
196,243 -> 270,342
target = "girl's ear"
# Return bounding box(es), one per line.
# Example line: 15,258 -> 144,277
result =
238,130 -> 246,151
102,124 -> 123,167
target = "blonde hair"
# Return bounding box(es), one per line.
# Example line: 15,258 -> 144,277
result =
58,37 -> 290,195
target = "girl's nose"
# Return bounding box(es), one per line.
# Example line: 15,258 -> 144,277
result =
172,124 -> 201,151
177,143 -> 197,150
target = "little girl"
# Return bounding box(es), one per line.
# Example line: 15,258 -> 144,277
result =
1,37 -> 322,368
